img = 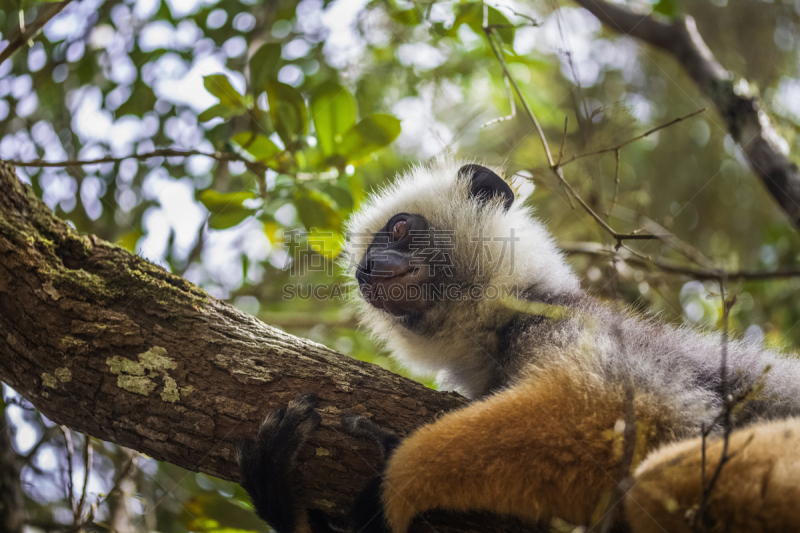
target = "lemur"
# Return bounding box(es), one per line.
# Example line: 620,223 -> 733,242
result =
239,159 -> 800,533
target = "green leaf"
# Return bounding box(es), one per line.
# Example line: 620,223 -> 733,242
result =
117,229 -> 143,252
653,0 -> 678,17
321,182 -> 354,211
115,81 -> 156,118
263,221 -> 281,243
232,132 -> 281,164
267,81 -> 308,145
311,82 -> 356,156
453,2 -> 514,43
250,43 -> 283,92
200,190 -> 256,230
203,74 -> 247,109
207,207 -> 254,230
390,8 -> 421,26
198,103 -> 240,122
306,228 -> 343,260
293,188 -> 342,232
340,114 -> 401,164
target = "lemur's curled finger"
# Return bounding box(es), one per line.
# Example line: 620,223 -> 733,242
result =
342,414 -> 399,458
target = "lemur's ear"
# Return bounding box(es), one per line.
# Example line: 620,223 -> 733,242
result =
459,164 -> 514,211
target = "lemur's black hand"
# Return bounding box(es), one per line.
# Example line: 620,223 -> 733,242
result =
238,392 -> 321,533
341,415 -> 399,533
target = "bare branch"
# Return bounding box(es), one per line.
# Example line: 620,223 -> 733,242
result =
76,438 -> 92,523
560,241 -> 800,281
556,117 -> 569,167
482,13 -> 678,246
0,1 -> 75,66
98,451 -> 139,509
695,279 -> 734,531
6,149 -> 247,168
557,108 -> 706,168
607,148 -> 620,218
59,427 -> 77,523
574,0 -> 800,230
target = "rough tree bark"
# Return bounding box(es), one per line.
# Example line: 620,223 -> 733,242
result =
0,162 -> 535,531
574,0 -> 800,231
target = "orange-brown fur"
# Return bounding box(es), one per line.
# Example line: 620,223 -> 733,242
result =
381,361 -> 681,532
626,417 -> 800,533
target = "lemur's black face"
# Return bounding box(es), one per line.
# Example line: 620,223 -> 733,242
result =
356,164 -> 514,317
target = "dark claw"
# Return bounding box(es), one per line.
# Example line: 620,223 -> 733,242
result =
341,414 -> 399,458
292,391 -> 320,408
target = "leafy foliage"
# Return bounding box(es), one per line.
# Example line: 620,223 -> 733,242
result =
1,0 -> 800,529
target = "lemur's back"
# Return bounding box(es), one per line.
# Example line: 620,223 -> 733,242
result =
505,289 -> 800,436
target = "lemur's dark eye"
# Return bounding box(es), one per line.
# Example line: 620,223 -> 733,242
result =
392,220 -> 408,241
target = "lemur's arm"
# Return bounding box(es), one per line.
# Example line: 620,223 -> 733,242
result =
238,378 -> 800,533
375,368 -> 657,532
238,368 -> 668,533
255,368 -> 625,533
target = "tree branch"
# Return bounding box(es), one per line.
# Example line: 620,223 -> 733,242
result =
5,149 -> 246,168
482,13 -> 670,245
0,0 -> 75,67
574,0 -> 800,230
561,241 -> 800,281
0,161 -> 536,532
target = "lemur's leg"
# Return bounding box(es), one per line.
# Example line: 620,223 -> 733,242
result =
376,371 -> 671,533
238,392 -> 332,533
626,416 -> 800,533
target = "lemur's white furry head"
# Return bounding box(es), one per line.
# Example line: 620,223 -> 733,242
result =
343,157 -> 580,395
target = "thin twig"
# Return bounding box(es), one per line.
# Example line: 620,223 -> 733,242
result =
0,0 -> 75,66
481,75 -> 516,128
557,108 -> 706,168
60,427 -> 77,522
6,149 -> 247,168
483,7 -> 553,166
694,277 -> 734,531
96,451 -> 139,508
560,241 -> 800,281
607,148 -> 620,218
543,167 -> 670,245
76,437 -> 92,522
482,10 -> 676,246
556,116 -> 568,166
486,2 -> 540,26
573,0 -> 800,229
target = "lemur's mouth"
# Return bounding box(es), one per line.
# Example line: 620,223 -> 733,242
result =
357,267 -> 435,317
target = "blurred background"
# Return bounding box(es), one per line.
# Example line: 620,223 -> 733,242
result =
1,0 -> 800,530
